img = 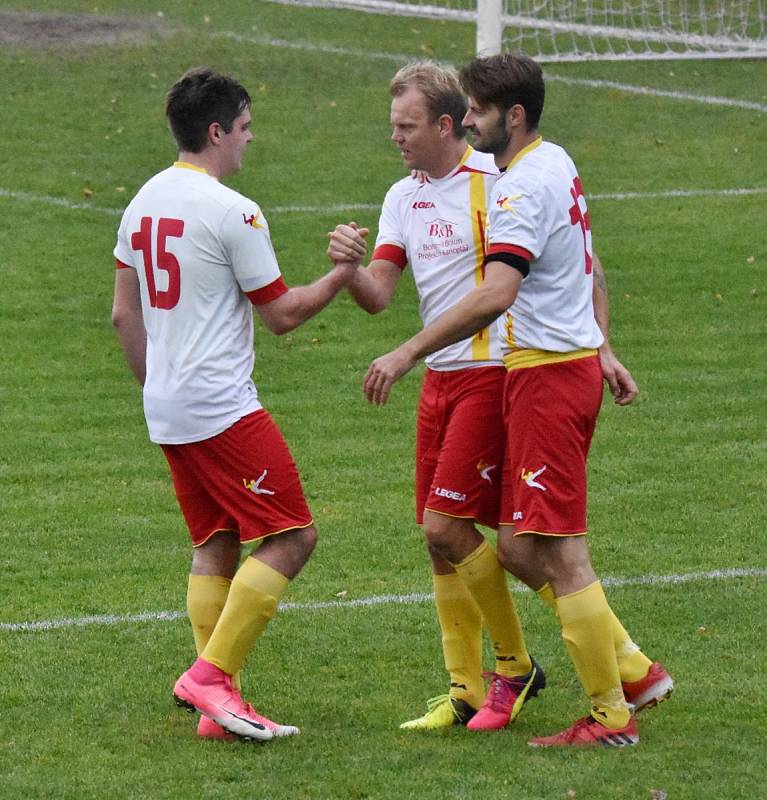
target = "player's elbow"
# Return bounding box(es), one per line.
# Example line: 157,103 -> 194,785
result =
263,315 -> 297,336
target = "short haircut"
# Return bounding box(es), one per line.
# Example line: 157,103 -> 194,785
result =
165,67 -> 251,153
389,61 -> 467,139
459,54 -> 544,131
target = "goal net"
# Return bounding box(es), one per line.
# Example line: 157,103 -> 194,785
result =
265,0 -> 767,61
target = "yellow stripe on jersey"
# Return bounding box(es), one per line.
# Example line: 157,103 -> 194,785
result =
503,347 -> 598,372
469,171 -> 490,361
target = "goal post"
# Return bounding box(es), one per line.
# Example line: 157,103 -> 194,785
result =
264,0 -> 767,61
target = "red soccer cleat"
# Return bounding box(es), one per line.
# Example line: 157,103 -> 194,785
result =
529,715 -> 639,748
623,661 -> 674,712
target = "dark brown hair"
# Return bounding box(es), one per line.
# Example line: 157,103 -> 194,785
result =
165,67 -> 251,153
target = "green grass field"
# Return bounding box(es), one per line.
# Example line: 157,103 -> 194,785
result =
1,2 -> 765,798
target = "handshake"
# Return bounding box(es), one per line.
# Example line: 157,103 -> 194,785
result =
326,222 -> 369,269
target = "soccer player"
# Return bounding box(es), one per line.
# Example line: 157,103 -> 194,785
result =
111,67 -> 365,742
330,62 -> 542,731
358,54 -> 673,747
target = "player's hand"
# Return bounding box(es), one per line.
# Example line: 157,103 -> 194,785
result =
327,222 -> 369,266
410,169 -> 428,184
363,345 -> 418,405
598,343 -> 638,405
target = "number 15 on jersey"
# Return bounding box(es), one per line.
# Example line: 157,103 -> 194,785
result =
131,216 -> 184,310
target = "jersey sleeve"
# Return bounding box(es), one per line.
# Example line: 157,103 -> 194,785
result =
373,185 -> 408,268
113,209 -> 136,270
486,173 -> 545,262
221,200 -> 283,293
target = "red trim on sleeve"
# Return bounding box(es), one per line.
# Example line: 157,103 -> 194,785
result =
246,276 -> 289,305
372,243 -> 407,270
487,243 -> 534,262
115,258 -> 133,270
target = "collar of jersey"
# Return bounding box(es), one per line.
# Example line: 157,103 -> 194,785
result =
507,136 -> 543,170
173,161 -> 209,174
429,145 -> 474,183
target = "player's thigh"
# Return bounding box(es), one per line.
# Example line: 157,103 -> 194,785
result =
426,368 -> 505,529
500,357 -> 602,534
184,410 -> 313,544
161,443 -> 238,547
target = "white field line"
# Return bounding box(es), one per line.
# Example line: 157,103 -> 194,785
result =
2,186 -> 766,220
545,74 -> 767,113
211,31 -> 767,113
2,566 -> 765,633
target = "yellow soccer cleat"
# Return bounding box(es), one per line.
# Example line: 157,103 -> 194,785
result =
400,694 -> 477,730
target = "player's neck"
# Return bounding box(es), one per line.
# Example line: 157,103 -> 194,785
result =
427,138 -> 470,180
176,150 -> 222,180
495,130 -> 540,171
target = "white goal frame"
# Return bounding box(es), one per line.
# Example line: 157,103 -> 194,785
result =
264,0 -> 767,61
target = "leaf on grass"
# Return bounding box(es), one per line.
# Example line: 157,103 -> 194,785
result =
746,255 -> 755,264
335,590 -> 348,599
650,790 -> 668,800
83,187 -> 94,198
697,626 -> 707,634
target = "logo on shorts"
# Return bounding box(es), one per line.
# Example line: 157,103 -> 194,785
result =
512,511 -> 523,521
434,487 -> 467,502
520,465 -> 547,491
477,460 -> 497,483
242,469 -> 275,496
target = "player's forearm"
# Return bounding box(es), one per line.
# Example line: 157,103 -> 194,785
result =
405,285 -> 507,363
272,264 -> 356,334
592,252 -> 610,341
113,314 -> 147,385
346,267 -> 392,314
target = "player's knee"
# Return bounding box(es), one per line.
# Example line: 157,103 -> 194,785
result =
422,511 -> 467,556
294,525 -> 318,561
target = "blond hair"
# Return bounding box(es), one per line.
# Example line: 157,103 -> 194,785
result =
389,61 -> 467,138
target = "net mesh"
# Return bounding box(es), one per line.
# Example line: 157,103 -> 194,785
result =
265,0 -> 767,60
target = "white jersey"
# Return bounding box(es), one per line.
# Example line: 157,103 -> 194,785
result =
114,163 -> 283,444
374,147 -> 504,370
486,139 -> 603,363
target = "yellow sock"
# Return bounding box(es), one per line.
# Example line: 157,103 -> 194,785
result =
201,557 -> 289,676
536,582 -> 557,612
187,574 -> 231,655
557,581 -> 631,729
453,539 -> 531,678
433,572 -> 484,709
186,574 -> 243,691
608,611 -> 653,683
539,580 -> 650,684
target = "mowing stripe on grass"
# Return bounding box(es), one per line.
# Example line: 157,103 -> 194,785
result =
210,31 -> 767,114
2,566 -> 764,633
2,186 -> 766,220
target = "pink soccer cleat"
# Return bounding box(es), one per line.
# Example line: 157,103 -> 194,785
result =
466,659 -> 546,731
173,660 -> 273,742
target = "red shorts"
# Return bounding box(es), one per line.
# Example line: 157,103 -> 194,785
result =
161,410 -> 313,547
416,366 -> 506,529
500,355 -> 603,535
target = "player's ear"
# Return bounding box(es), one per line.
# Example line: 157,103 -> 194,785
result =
437,113 -> 454,137
208,121 -> 223,145
507,104 -> 527,131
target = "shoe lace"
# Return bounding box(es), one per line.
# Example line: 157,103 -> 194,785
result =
564,716 -> 598,742
481,672 -> 526,711
425,694 -> 452,713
